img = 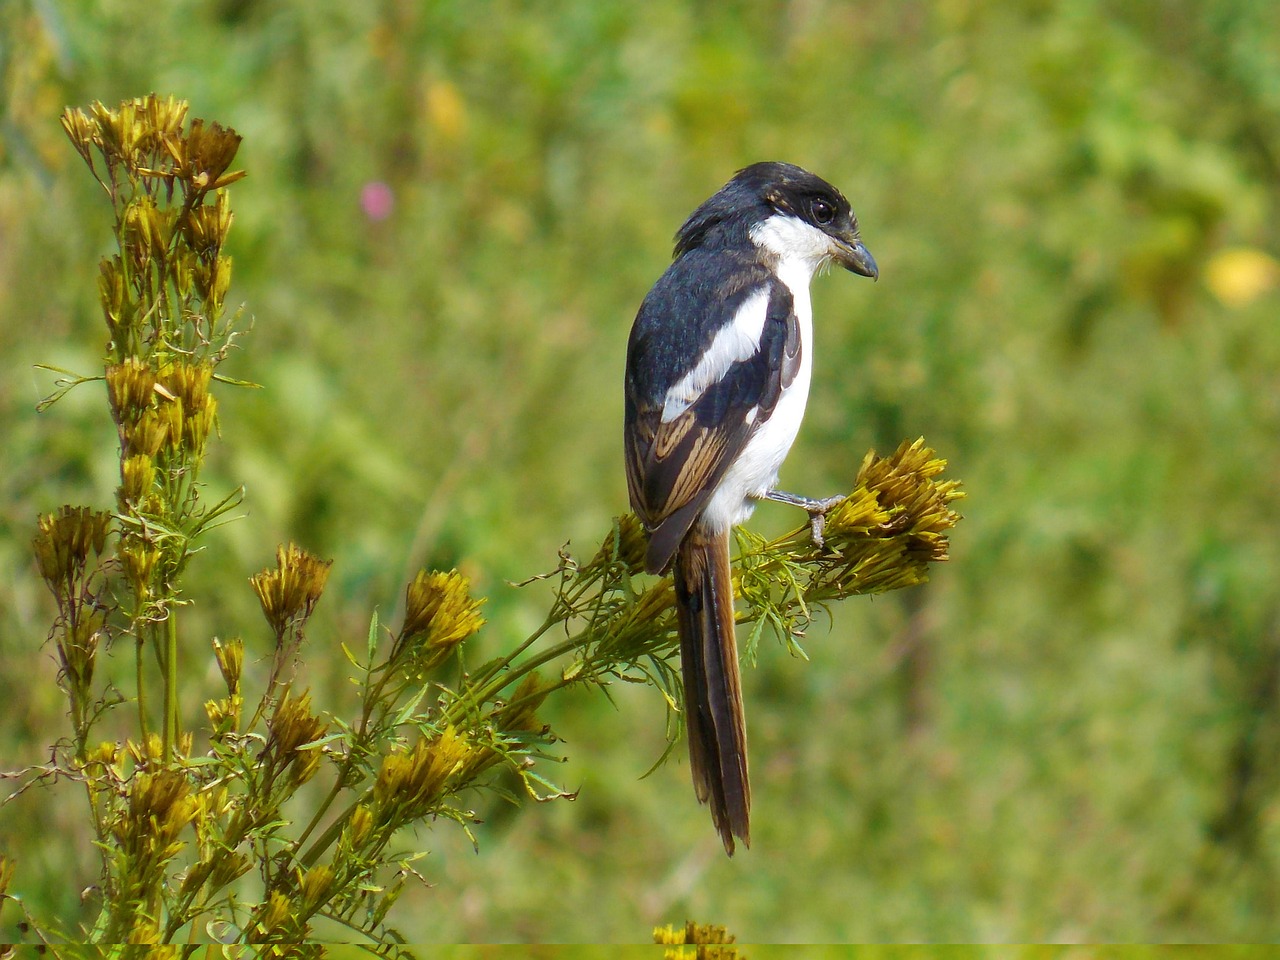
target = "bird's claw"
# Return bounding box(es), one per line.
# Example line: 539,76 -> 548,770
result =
764,490 -> 847,548
806,495 -> 845,549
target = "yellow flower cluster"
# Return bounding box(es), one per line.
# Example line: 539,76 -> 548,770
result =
394,568 -> 486,674
250,543 -> 333,641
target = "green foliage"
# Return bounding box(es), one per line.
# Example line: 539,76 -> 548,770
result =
1,0 -> 1279,944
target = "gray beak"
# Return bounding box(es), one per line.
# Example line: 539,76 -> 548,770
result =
837,239 -> 878,280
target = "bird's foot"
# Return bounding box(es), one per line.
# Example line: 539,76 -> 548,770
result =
764,490 -> 846,548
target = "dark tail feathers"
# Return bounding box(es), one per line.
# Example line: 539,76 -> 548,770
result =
674,525 -> 750,854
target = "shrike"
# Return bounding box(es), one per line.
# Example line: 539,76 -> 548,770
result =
624,162 -> 877,854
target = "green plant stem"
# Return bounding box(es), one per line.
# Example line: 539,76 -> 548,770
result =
465,612 -> 559,695
444,629 -> 597,729
293,776 -> 348,862
313,908 -> 384,944
164,610 -> 178,760
296,635 -> 577,871
291,653 -> 389,857
291,713 -> 379,855
295,611 -> 565,869
135,633 -> 150,740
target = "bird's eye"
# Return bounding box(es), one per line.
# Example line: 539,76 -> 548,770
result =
811,198 -> 835,224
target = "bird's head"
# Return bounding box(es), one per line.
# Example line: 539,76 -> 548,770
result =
674,161 -> 878,281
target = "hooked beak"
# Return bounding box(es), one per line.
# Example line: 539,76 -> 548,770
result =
836,238 -> 878,280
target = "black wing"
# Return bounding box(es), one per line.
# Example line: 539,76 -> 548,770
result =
624,274 -> 801,574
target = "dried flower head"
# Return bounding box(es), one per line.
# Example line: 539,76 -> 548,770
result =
395,569 -> 485,671
58,599 -> 108,693
184,189 -> 233,255
113,768 -> 198,872
207,850 -> 252,893
97,256 -> 130,336
297,864 -> 334,912
265,688 -> 328,786
497,672 -> 551,734
118,533 -> 161,599
212,636 -> 244,695
105,358 -> 156,428
807,438 -> 965,597
118,454 -> 156,507
194,254 -> 233,314
340,804 -> 375,856
119,407 -> 170,460
61,95 -> 243,194
156,360 -> 217,455
33,505 -> 111,599
254,890 -> 293,939
185,117 -> 244,192
250,544 -> 333,641
594,513 -> 649,574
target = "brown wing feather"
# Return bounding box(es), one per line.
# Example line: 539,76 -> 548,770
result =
625,401 -> 750,574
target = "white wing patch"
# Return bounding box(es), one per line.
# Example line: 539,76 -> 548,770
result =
660,286 -> 771,423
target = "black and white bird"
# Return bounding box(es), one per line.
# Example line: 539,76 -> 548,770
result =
623,161 -> 877,854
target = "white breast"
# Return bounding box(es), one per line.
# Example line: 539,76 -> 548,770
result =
699,253 -> 816,533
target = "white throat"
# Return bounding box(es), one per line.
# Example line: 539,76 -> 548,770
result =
749,213 -> 833,278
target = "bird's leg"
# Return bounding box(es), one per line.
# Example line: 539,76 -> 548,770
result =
764,490 -> 847,548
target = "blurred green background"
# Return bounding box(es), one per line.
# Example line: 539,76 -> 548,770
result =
3,0 -> 1280,944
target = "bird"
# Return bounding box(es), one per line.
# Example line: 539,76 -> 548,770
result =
623,161 -> 877,854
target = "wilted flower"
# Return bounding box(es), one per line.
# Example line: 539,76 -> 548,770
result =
33,505 -> 111,599
184,117 -> 244,192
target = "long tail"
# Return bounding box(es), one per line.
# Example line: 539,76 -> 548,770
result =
673,524 -> 750,854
